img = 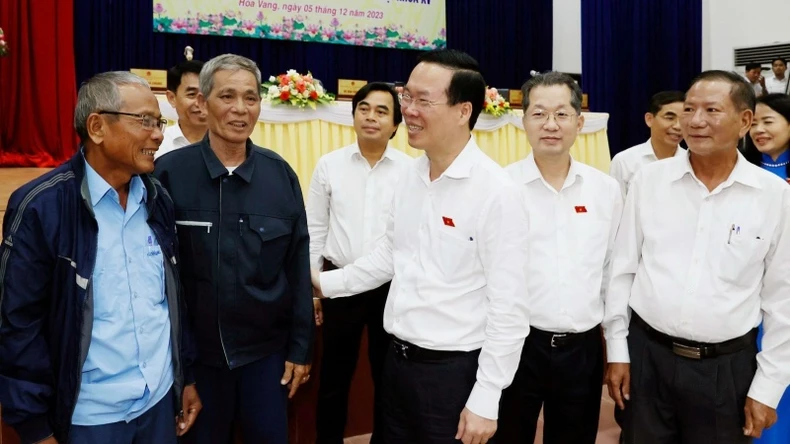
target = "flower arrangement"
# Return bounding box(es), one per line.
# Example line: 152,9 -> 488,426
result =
483,87 -> 510,117
0,28 -> 8,57
262,70 -> 335,109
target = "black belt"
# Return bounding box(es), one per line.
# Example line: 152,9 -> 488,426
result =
530,325 -> 601,348
390,338 -> 479,362
322,259 -> 339,271
632,312 -> 756,360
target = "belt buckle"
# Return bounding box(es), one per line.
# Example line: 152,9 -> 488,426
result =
672,342 -> 702,359
551,334 -> 567,348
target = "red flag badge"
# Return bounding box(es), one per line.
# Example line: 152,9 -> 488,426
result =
574,206 -> 587,213
442,216 -> 455,227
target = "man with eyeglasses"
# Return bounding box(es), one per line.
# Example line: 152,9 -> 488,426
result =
496,72 -> 623,443
610,91 -> 687,197
0,71 -> 201,444
312,49 -> 529,444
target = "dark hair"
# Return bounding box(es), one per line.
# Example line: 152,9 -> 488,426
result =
688,70 -> 756,112
351,82 -> 403,139
744,93 -> 790,177
772,57 -> 787,66
520,71 -> 583,113
745,63 -> 763,72
648,91 -> 685,115
167,60 -> 205,92
415,49 -> 486,130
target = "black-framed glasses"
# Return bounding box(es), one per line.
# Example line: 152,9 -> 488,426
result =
98,111 -> 168,133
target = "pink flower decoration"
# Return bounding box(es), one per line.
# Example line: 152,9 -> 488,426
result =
256,11 -> 264,21
154,3 -> 165,14
331,18 -> 340,27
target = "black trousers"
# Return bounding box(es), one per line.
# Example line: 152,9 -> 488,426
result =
624,314 -> 757,444
315,281 -> 391,444
182,351 -> 288,444
379,340 -> 482,444
498,325 -> 604,444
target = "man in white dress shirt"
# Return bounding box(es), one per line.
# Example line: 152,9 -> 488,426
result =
307,82 -> 411,444
744,63 -> 767,98
609,91 -> 686,196
605,70 -> 790,443
497,72 -> 623,444
312,49 -> 529,444
155,60 -> 207,160
766,58 -> 788,95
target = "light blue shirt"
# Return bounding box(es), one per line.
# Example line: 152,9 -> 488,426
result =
72,160 -> 173,425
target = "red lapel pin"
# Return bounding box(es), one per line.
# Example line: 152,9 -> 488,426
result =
574,206 -> 587,213
442,216 -> 455,227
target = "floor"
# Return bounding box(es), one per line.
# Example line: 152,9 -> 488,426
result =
343,386 -> 621,443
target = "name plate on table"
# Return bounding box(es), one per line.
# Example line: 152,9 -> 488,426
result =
131,69 -> 167,92
337,79 -> 367,100
509,90 -> 523,108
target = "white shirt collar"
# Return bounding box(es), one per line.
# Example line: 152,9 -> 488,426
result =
668,149 -> 763,189
349,142 -> 400,163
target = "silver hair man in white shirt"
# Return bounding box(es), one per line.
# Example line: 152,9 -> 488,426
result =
307,82 -> 411,444
312,49 -> 529,444
155,60 -> 207,160
609,91 -> 687,197
606,70 -> 790,443
497,72 -> 623,444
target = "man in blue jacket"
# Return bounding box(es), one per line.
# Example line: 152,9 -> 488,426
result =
155,54 -> 313,443
0,71 -> 201,444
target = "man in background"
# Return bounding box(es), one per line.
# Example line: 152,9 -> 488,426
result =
308,82 -> 411,443
766,58 -> 788,95
156,60 -> 207,159
609,91 -> 686,196
745,63 -> 767,98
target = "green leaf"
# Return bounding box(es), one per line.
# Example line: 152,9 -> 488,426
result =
223,17 -> 238,26
386,30 -> 399,38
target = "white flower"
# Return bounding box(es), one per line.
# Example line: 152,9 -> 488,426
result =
268,85 -> 280,97
268,75 -> 276,82
286,69 -> 297,77
315,83 -> 324,94
302,91 -> 310,98
282,85 -> 290,92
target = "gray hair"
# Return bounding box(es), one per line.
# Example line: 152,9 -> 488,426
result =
199,54 -> 262,98
74,71 -> 150,142
521,71 -> 583,113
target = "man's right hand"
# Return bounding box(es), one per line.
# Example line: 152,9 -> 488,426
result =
605,362 -> 631,410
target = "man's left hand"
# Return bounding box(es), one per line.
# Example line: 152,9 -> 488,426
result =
455,407 -> 496,444
176,384 -> 202,436
281,361 -> 312,399
744,397 -> 778,438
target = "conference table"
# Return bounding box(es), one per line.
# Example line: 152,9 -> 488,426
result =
156,96 -> 612,189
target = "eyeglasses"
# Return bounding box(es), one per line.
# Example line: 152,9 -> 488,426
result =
525,109 -> 578,124
399,93 -> 447,111
98,111 -> 168,133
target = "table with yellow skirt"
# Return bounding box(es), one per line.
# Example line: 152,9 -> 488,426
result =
157,96 -> 611,189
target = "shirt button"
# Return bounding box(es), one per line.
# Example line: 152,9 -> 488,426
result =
133,292 -> 139,299
141,362 -> 147,369
128,257 -> 132,264
139,327 -> 144,334
222,178 -> 228,183
395,317 -> 401,323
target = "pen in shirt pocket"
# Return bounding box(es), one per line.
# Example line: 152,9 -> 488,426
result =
727,224 -> 735,244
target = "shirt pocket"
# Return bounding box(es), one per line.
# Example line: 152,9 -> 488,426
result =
240,215 -> 294,285
436,226 -> 476,278
175,212 -> 216,279
718,232 -> 767,285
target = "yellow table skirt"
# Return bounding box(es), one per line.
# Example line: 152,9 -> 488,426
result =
246,120 -> 611,189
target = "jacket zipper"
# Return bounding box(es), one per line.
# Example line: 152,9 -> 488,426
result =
217,178 -> 232,368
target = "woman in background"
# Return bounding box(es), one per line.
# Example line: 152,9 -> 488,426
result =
745,92 -> 790,443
